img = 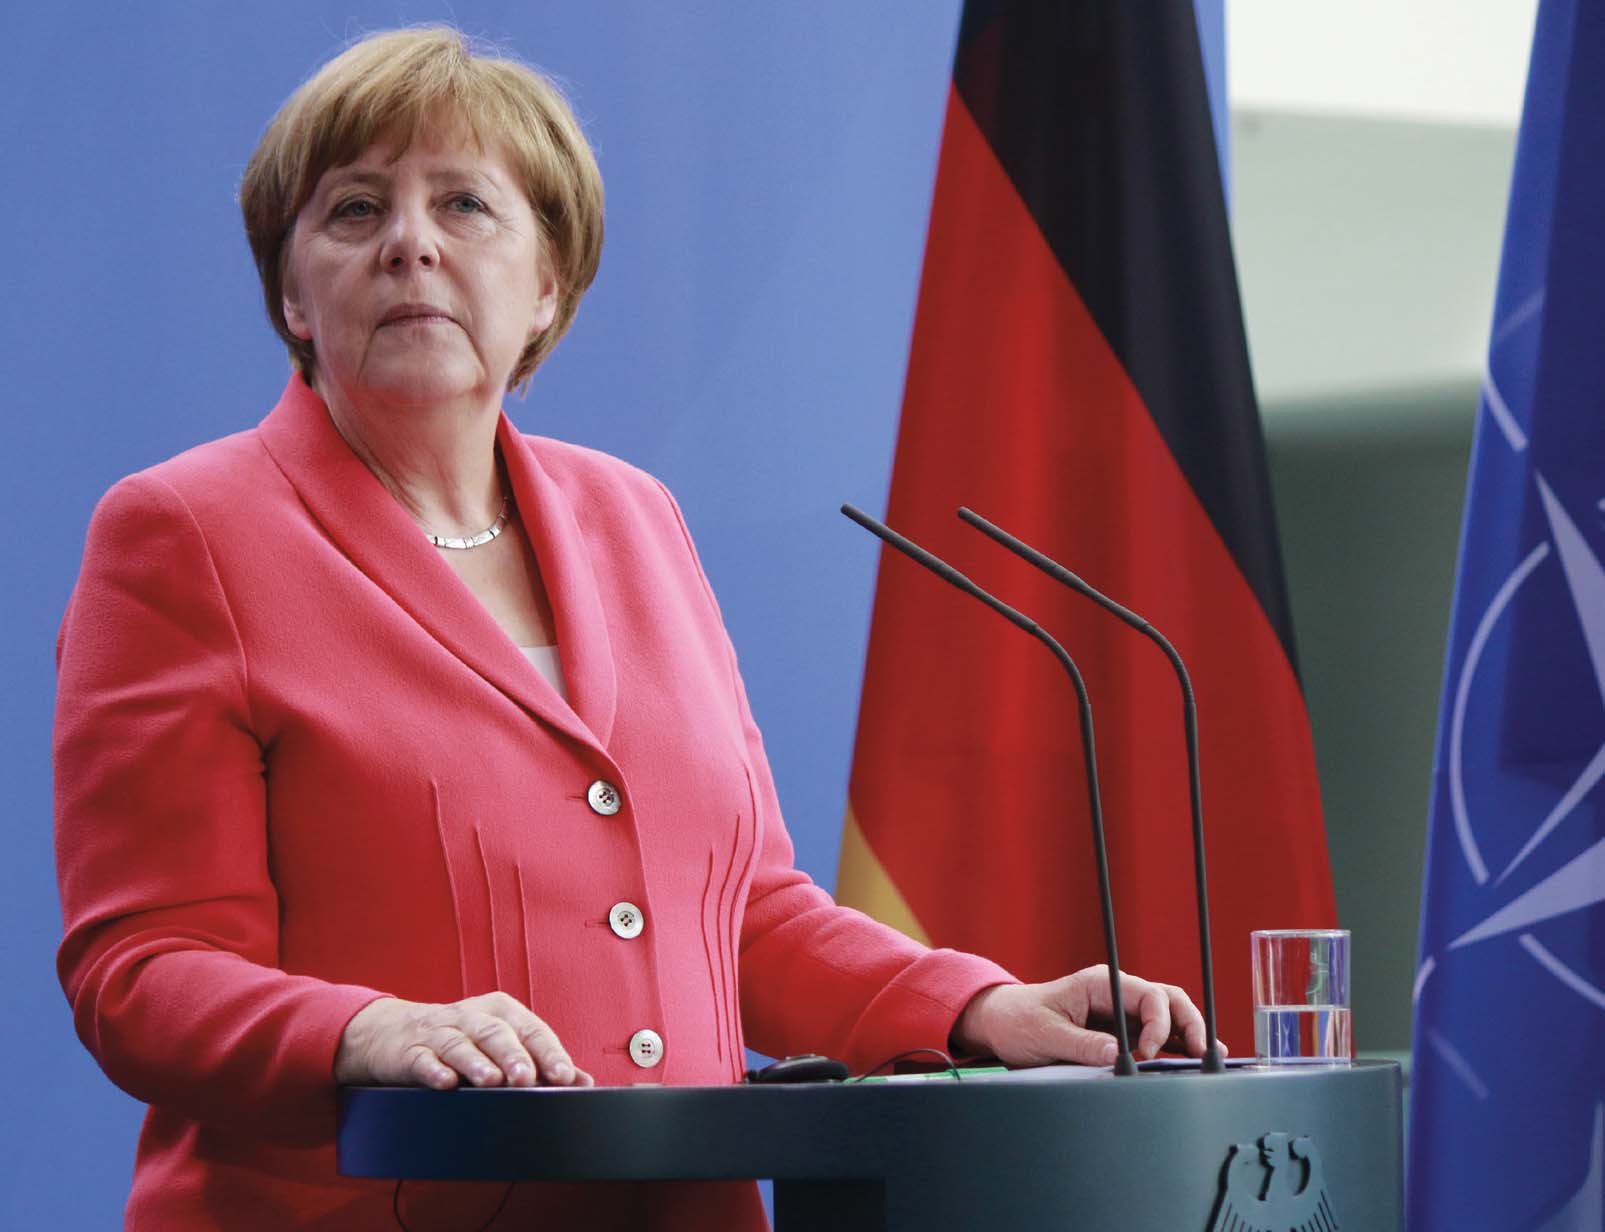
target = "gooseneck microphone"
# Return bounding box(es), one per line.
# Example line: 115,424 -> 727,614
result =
956,506 -> 1224,1074
841,503 -> 1137,1076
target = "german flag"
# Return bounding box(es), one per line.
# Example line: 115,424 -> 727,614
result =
838,0 -> 1336,1050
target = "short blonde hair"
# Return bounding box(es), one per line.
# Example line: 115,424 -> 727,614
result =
240,27 -> 603,389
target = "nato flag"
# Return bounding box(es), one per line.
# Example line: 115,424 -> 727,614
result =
1409,0 -> 1605,1227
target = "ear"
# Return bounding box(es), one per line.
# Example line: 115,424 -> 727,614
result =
282,289 -> 313,342
529,265 -> 559,337
280,246 -> 313,341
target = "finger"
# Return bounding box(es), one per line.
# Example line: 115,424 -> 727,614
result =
1160,984 -> 1207,1057
1046,1021 -> 1122,1067
1075,964 -> 1113,1016
510,1014 -> 579,1086
431,1024 -> 509,1087
402,1043 -> 460,1091
463,993 -> 581,1086
463,1011 -> 543,1088
1130,982 -> 1173,1060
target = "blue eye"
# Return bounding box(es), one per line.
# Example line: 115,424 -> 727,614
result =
450,194 -> 488,214
333,198 -> 377,220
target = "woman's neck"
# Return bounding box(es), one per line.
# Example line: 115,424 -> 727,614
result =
316,378 -> 506,537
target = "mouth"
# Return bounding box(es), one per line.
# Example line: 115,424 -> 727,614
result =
378,304 -> 457,328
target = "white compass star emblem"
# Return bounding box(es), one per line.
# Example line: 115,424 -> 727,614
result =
1446,476 -> 1605,959
1404,278 -> 1605,1079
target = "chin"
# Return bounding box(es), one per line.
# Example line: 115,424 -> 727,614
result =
365,360 -> 491,409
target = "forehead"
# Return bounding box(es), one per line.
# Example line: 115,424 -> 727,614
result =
308,110 -> 526,196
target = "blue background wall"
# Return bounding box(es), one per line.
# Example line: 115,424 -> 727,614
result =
1,4 -> 1222,1222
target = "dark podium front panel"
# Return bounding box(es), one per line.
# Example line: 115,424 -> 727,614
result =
340,1060 -> 1402,1230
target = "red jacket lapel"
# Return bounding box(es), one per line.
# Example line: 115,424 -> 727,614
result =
256,376 -> 614,752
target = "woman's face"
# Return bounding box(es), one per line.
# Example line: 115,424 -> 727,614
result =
282,122 -> 557,412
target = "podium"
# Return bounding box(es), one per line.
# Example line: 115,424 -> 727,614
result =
339,1060 -> 1401,1229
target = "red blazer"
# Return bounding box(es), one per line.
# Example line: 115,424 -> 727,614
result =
54,377 -> 1012,1230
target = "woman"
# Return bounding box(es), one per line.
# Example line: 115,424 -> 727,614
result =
54,27 -> 1213,1230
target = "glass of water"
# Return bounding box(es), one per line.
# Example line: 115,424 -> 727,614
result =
1251,929 -> 1352,1064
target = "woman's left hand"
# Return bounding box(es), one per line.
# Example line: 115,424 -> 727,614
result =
950,965 -> 1225,1067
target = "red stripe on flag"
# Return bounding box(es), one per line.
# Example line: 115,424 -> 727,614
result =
846,87 -> 1335,1051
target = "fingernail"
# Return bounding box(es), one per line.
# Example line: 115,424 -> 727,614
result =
552,1061 -> 573,1083
1102,1042 -> 1118,1064
507,1063 -> 530,1084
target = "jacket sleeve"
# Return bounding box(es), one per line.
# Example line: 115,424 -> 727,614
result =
54,472 -> 384,1144
652,481 -> 1017,1071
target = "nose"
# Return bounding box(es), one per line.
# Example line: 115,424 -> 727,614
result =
379,200 -> 439,271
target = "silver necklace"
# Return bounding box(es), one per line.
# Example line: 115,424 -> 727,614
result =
426,493 -> 511,550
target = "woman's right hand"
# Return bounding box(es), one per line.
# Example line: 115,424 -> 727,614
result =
334,992 -> 594,1089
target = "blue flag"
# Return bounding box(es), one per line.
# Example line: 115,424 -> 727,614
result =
1409,1 -> 1605,1227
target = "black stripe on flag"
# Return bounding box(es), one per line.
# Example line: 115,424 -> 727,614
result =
952,0 -> 1300,673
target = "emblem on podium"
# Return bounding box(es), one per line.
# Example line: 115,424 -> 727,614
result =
1208,1132 -> 1339,1232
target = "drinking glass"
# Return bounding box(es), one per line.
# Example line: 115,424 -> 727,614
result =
1251,929 -> 1351,1064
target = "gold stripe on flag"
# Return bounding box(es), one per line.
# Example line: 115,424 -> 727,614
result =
836,805 -> 931,946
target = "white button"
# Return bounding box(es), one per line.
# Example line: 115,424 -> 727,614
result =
629,1029 -> 664,1068
587,780 -> 621,816
609,902 -> 645,939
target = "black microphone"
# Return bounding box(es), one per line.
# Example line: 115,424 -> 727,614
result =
956,506 -> 1224,1074
841,502 -> 1137,1076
